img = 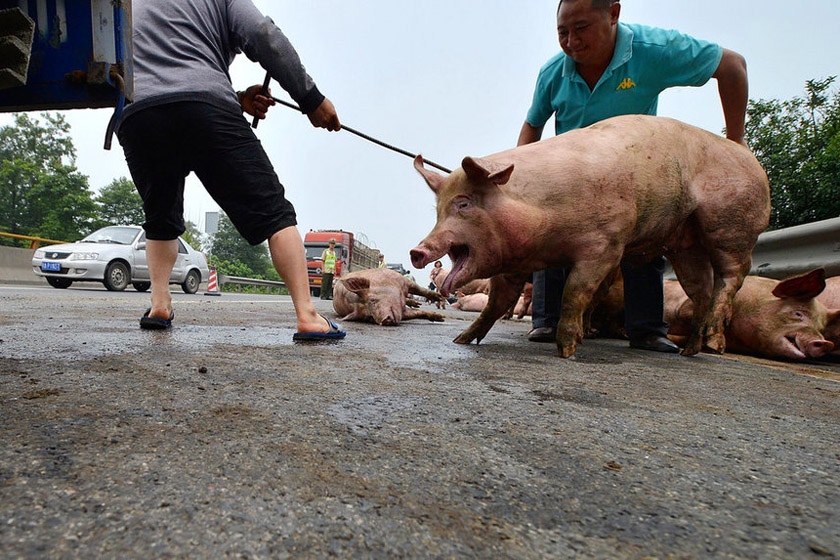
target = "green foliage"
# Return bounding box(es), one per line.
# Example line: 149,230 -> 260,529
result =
181,220 -> 204,252
745,77 -> 840,229
210,257 -> 255,278
0,113 -> 95,245
208,213 -> 273,278
27,165 -> 98,241
95,177 -> 144,226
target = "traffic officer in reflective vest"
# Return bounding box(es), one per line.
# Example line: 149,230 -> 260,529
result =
320,238 -> 337,300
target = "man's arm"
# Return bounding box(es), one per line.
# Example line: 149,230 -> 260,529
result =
712,48 -> 749,146
517,121 -> 545,146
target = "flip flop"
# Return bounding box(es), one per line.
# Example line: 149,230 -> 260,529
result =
293,315 -> 346,341
140,308 -> 174,330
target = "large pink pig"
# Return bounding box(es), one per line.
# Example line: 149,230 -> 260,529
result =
665,269 -> 840,360
333,268 -> 445,326
410,114 -> 770,358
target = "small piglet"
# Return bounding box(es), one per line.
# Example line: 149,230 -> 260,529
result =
333,268 -> 445,326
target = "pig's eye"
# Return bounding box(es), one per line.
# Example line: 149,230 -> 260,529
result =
453,197 -> 472,212
791,311 -> 805,320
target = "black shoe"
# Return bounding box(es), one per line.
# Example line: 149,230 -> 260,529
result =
527,326 -> 556,343
629,333 -> 680,353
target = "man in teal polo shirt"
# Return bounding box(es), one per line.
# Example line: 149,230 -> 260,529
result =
520,0 -> 748,352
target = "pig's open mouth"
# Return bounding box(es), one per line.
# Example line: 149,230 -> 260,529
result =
442,244 -> 469,295
783,336 -> 807,359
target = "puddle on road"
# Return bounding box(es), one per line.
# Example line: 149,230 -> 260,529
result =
0,316 -> 482,375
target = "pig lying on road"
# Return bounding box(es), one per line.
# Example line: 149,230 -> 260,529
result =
410,114 -> 770,358
451,293 -> 489,312
333,268 -> 445,326
665,269 -> 840,360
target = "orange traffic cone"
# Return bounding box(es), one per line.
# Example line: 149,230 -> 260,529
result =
205,266 -> 221,296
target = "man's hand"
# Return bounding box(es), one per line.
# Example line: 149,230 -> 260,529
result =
307,98 -> 341,132
240,84 -> 275,120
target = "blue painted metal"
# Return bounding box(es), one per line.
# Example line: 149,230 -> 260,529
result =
0,0 -> 132,112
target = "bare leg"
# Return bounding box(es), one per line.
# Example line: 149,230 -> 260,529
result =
146,239 -> 178,320
268,226 -> 331,334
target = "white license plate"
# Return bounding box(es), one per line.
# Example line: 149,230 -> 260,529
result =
41,262 -> 61,272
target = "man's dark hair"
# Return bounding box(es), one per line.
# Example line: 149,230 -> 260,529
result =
557,0 -> 618,12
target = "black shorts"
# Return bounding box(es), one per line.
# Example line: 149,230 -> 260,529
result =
117,101 -> 297,245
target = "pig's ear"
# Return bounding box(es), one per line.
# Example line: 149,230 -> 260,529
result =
461,156 -> 515,186
772,268 -> 826,299
342,277 -> 370,294
414,155 -> 446,193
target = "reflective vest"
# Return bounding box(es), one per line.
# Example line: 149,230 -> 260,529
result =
322,248 -> 336,273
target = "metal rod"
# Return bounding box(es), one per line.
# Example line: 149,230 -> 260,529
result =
247,73 -> 451,173
251,73 -> 272,129
268,96 -> 452,173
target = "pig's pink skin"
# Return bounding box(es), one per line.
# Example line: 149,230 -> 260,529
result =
665,269 -> 837,360
333,268 -> 445,326
816,276 -> 840,356
816,276 -> 840,309
411,114 -> 770,358
513,283 -> 533,319
451,293 -> 489,312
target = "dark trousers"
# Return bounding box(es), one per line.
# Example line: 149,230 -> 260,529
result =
531,256 -> 669,339
320,272 -> 334,299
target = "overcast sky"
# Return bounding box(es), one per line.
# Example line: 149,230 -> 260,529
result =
2,1 -> 838,286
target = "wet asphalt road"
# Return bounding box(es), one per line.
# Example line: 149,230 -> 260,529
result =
1,285 -> 839,559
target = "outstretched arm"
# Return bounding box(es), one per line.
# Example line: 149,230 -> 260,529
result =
712,48 -> 749,146
517,121 -> 544,146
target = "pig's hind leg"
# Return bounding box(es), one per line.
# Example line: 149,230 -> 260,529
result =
668,247 -> 715,356
453,275 -> 526,345
557,261 -> 620,358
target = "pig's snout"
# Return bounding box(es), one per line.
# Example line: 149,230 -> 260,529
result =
410,247 -> 431,269
805,339 -> 834,358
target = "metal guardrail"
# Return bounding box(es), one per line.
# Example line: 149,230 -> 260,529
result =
749,216 -> 840,279
0,231 -> 68,249
664,216 -> 840,280
217,274 -> 286,294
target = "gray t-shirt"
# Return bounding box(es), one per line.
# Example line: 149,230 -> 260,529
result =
121,0 -> 323,123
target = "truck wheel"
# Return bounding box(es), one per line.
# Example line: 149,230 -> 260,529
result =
181,270 -> 200,294
132,282 -> 151,292
103,261 -> 130,291
47,277 -> 72,289
311,288 -> 321,297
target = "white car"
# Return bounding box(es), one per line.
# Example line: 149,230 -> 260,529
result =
32,225 -> 209,293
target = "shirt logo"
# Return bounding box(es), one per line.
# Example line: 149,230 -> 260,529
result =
616,78 -> 637,91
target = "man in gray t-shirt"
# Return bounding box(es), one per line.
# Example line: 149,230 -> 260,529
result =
118,0 -> 346,340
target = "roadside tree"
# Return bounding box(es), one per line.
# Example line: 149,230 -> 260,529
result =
208,213 -> 273,278
745,77 -> 840,229
95,177 -> 144,226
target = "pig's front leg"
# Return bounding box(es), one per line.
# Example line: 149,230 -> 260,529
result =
408,283 -> 445,305
454,275 -> 526,345
403,308 -> 445,322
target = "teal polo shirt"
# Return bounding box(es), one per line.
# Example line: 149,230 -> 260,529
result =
526,22 -> 723,135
